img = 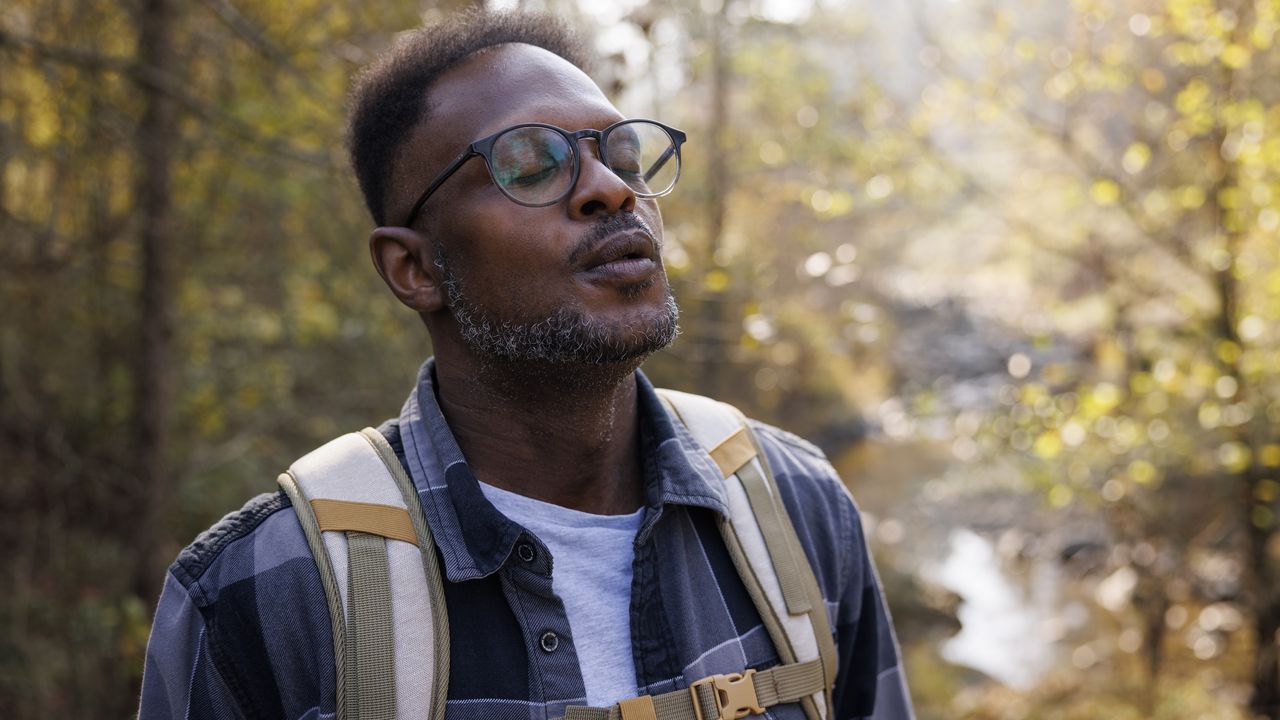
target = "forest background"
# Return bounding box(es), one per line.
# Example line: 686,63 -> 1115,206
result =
3,0 -> 1280,717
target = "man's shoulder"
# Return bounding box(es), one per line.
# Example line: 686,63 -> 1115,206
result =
746,417 -> 851,507
650,382 -> 854,516
154,487 -> 339,718
169,421 -> 405,596
748,419 -> 830,466
169,491 -> 300,592
740,415 -> 865,590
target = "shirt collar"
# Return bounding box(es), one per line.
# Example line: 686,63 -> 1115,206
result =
398,358 -> 728,583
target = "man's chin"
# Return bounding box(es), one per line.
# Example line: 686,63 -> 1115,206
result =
581,331 -> 673,365
615,273 -> 660,302
453,293 -> 680,367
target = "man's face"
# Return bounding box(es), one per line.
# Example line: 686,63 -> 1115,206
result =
390,43 -> 678,365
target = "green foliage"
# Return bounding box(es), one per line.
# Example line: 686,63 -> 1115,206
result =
4,0 -> 1280,717
1,0 -> 425,714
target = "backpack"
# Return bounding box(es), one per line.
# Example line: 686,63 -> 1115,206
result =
276,389 -> 837,720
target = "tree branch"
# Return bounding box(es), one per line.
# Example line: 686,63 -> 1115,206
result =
0,28 -> 334,168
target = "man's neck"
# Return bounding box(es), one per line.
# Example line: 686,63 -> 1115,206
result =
432,356 -> 646,516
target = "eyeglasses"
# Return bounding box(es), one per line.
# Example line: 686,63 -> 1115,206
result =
401,118 -> 687,227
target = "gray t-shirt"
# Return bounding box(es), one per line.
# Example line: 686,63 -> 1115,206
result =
478,482 -> 644,707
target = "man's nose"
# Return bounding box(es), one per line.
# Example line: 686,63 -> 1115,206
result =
567,140 -> 636,219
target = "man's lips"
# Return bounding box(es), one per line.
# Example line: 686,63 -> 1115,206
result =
578,231 -> 660,282
583,256 -> 657,282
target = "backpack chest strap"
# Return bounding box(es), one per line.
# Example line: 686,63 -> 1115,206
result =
562,659 -> 826,720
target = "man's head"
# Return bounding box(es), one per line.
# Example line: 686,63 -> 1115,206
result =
349,11 -> 680,371
348,12 -> 588,228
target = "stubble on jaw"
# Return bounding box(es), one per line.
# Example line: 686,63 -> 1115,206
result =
434,244 -> 681,367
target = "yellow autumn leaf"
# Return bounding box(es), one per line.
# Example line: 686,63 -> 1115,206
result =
704,269 -> 730,293
1221,43 -> 1251,68
1218,442 -> 1252,473
1252,25 -> 1275,50
1048,484 -> 1074,508
1129,459 -> 1158,485
1091,179 -> 1121,206
1122,143 -> 1150,174
1034,432 -> 1063,459
1216,340 -> 1242,364
1178,185 -> 1206,209
1261,445 -> 1280,467
1175,79 -> 1211,116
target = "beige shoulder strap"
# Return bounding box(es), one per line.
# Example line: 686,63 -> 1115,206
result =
564,390 -> 835,720
655,389 -> 836,720
277,428 -> 449,720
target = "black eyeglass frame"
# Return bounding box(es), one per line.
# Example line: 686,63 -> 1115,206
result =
400,118 -> 687,228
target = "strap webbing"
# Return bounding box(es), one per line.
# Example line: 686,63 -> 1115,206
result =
278,472 -> 350,719
312,498 -> 418,544
281,429 -> 450,720
742,430 -> 839,697
347,532 -> 396,720
618,696 -> 658,720
754,660 -> 826,707
359,427 -> 451,720
707,426 -> 756,477
561,660 -> 825,720
736,461 -> 810,615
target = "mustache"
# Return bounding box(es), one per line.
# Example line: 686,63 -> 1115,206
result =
566,213 -> 658,265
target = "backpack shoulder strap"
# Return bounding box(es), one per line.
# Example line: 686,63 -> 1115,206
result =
565,391 -> 837,720
656,389 -> 837,720
276,428 -> 449,720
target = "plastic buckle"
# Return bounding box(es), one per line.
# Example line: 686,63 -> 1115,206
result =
689,670 -> 763,720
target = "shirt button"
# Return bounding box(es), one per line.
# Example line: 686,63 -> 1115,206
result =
539,631 -> 559,653
517,542 -> 536,563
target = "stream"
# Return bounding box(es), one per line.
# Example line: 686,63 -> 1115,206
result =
929,528 -> 1065,689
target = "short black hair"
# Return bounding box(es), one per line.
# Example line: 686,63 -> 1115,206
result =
347,10 -> 589,226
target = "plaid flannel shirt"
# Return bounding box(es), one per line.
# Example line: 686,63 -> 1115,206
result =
138,361 -> 914,720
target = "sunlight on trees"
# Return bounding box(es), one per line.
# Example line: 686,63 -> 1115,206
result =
2,0 -> 1278,717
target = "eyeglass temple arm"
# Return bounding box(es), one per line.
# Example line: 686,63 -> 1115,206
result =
643,146 -> 677,184
402,148 -> 477,227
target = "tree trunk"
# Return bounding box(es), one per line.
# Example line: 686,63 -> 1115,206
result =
1209,3 -> 1280,712
131,0 -> 180,602
1249,479 -> 1280,718
1140,583 -> 1167,715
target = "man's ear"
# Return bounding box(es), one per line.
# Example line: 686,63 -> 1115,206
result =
368,226 -> 446,313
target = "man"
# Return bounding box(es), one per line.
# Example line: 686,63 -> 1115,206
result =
139,10 -> 913,720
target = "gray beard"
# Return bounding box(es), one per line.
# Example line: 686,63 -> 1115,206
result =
437,251 -> 680,365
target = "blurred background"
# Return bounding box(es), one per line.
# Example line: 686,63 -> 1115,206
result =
3,0 -> 1279,717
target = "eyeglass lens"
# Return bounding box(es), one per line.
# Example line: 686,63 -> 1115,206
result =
490,127 -> 576,205
606,121 -> 679,197
488,121 -> 679,206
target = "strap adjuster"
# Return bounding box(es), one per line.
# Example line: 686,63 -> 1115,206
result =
690,670 -> 764,720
